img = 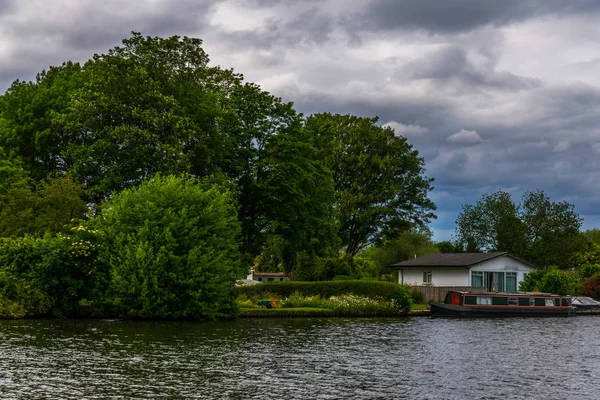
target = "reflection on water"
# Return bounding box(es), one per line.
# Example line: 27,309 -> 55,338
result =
0,316 -> 599,399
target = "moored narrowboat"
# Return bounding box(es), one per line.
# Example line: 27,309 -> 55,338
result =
429,291 -> 574,317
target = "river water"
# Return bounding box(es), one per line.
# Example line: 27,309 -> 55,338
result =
0,316 -> 598,399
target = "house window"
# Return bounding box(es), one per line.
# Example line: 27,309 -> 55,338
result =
258,277 -> 262,282
471,271 -> 484,287
506,272 -> 517,292
423,272 -> 432,284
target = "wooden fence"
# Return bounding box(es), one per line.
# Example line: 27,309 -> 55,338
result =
412,286 -> 488,302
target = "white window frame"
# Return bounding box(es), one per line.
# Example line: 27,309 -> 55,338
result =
423,271 -> 432,284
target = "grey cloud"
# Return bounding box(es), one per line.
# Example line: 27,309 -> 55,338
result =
0,0 -> 14,14
211,7 -> 335,52
352,0 -> 600,34
399,45 -> 541,92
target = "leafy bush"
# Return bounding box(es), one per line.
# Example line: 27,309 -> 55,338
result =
581,272 -> 600,300
332,275 -> 352,281
0,229 -> 99,318
519,266 -> 580,295
95,175 -> 244,319
281,292 -> 327,308
410,289 -> 423,304
580,264 -> 600,280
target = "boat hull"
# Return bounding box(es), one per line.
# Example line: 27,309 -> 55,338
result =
428,301 -> 575,317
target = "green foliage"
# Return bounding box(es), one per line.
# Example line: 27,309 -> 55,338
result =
304,113 -> 436,256
0,62 -> 86,180
236,280 -> 411,304
0,175 -> 88,237
435,241 -> 463,253
361,227 -> 439,275
96,175 -> 243,319
579,263 -> 600,280
0,229 -> 99,318
518,266 -> 580,295
281,292 -> 327,308
455,190 -> 584,267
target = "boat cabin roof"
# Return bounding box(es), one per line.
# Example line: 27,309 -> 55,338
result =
450,290 -> 567,298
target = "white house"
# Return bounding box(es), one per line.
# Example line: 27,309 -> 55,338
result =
390,252 -> 537,292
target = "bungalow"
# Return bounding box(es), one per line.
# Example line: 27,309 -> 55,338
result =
390,252 -> 536,292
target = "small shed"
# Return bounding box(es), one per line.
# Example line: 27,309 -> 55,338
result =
251,272 -> 289,283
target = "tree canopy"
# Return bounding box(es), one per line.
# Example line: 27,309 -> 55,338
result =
304,113 -> 436,256
454,189 -> 584,267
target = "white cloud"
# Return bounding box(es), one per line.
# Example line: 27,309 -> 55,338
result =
446,129 -> 484,144
383,121 -> 429,137
553,141 -> 570,152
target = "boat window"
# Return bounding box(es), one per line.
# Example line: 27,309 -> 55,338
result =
561,298 -> 571,306
471,271 -> 484,287
476,297 -> 492,305
444,292 -> 453,304
519,298 -> 530,306
508,298 -> 518,306
535,298 -> 546,307
464,296 -> 476,305
506,272 -> 517,292
492,297 -> 508,306
423,271 -> 432,284
529,298 -> 535,306
545,298 -> 557,307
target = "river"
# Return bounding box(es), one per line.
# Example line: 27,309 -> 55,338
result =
0,316 -> 598,399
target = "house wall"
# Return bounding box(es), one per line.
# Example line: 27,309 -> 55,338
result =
469,256 -> 534,287
399,267 -> 469,286
397,255 -> 535,288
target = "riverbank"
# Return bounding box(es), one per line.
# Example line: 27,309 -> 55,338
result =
239,307 -> 600,318
239,307 -> 432,318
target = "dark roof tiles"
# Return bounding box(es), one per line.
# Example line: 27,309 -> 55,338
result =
390,252 -> 517,268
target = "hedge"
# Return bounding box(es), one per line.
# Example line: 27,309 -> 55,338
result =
236,280 -> 410,302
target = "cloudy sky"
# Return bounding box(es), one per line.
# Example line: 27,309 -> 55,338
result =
2,0 -> 600,241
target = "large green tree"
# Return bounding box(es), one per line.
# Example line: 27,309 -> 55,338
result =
218,84 -> 338,273
304,113 -> 436,256
0,62 -> 86,180
62,33 -> 240,202
455,190 -> 584,267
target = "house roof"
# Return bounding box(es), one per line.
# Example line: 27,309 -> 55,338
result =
253,272 -> 288,277
390,252 -> 537,269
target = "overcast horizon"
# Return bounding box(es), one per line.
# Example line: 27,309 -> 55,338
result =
2,0 -> 600,242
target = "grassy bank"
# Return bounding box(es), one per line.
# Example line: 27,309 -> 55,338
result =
235,280 -> 412,317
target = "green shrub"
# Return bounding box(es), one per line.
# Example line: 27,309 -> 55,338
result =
410,289 -> 423,304
281,292 -> 327,308
95,175 -> 244,319
0,231 -> 98,318
580,264 -> 600,280
519,266 -> 580,295
332,275 -> 352,281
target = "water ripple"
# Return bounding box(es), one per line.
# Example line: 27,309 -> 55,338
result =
0,317 -> 599,399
